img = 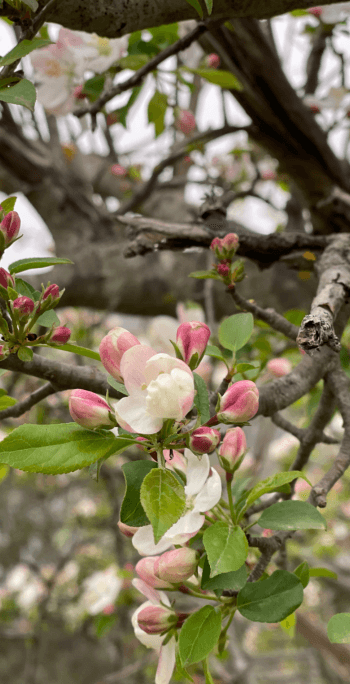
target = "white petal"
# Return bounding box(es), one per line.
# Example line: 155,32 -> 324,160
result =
156,637 -> 176,684
194,468 -> 222,513
115,396 -> 162,434
120,345 -> 156,395
184,450 -> 210,497
165,510 -> 204,537
132,603 -> 164,650
132,579 -> 163,604
132,526 -> 173,556
144,353 -> 193,384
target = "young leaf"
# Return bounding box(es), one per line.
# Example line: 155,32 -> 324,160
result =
327,613 -> 350,643
185,68 -> 242,90
120,460 -> 157,527
45,344 -> 101,362
193,372 -> 210,424
189,270 -> 222,280
237,570 -> 303,623
1,196 -> 17,213
179,606 -> 221,666
203,522 -> 249,576
82,75 -> 105,101
293,562 -> 310,588
36,309 -> 60,327
8,257 -> 73,274
0,79 -> 36,111
0,389 -> 16,410
204,0 -> 213,14
22,0 -> 39,9
309,567 -> 338,580
107,376 -> 128,396
0,423 -> 129,474
14,278 -> 40,300
218,313 -> 254,352
184,0 -> 203,19
201,555 -> 247,592
140,468 -> 186,543
148,90 -> 168,137
17,347 -> 33,362
240,471 -> 311,515
257,500 -> 327,531
0,39 -> 52,67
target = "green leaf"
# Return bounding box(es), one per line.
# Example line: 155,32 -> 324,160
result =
184,0 -> 203,18
204,0 -> 213,13
119,54 -> 150,70
327,613 -> 350,643
201,555 -> 247,592
218,313 -> 254,352
0,389 -> 16,410
237,570 -> 304,623
257,500 -> 327,531
94,613 -> 118,638
0,78 -> 36,111
241,471 -> 311,514
36,309 -> 60,327
193,372 -> 210,424
175,652 -> 194,682
205,344 -> 227,363
1,196 -> 17,213
189,270 -> 222,280
120,460 -> 157,527
184,67 -> 242,90
179,606 -> 221,666
8,257 -> 73,274
148,90 -> 168,137
17,347 -> 33,362
293,562 -> 309,588
0,39 -> 52,67
309,567 -> 338,580
46,344 -> 101,362
284,308 -> 306,326
140,468 -> 186,544
107,375 -> 128,396
203,522 -> 248,576
0,423 -> 131,474
14,278 -> 40,300
82,75 -> 105,101
22,0 -> 39,9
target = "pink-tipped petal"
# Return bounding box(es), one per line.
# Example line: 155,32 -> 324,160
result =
120,344 -> 156,395
156,638 -> 176,684
115,396 -> 163,434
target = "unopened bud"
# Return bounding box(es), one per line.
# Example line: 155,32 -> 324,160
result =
218,426 -> 247,473
206,53 -> 220,68
154,548 -> 198,584
117,521 -> 139,538
308,6 -> 322,17
189,426 -> 221,455
210,233 -> 239,261
111,164 -> 127,177
175,321 -> 211,369
261,170 -> 276,180
0,268 -> 14,289
266,358 -> 292,377
43,284 -> 60,301
217,380 -> 259,424
50,326 -> 71,343
0,211 -> 21,247
99,327 -> 140,382
13,296 -> 35,318
175,109 -> 196,135
135,557 -> 172,589
69,389 -> 115,429
73,85 -> 85,99
137,604 -> 176,634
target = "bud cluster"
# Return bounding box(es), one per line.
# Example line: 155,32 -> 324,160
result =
208,233 -> 244,287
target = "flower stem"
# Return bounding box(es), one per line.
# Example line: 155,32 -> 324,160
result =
226,473 -> 236,524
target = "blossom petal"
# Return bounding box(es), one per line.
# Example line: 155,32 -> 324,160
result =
120,345 -> 156,395
132,579 -> 162,604
144,353 -> 193,385
115,396 -> 162,434
194,467 -> 222,513
165,510 -> 205,537
156,637 -> 176,684
132,603 -> 164,650
132,526 -> 173,556
184,450 -> 210,497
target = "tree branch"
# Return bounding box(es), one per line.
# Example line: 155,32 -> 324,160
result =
0,382 -> 57,419
228,289 -> 299,340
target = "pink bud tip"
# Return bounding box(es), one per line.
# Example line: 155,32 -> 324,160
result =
154,548 -> 198,583
69,389 -> 115,429
189,426 -> 221,455
137,605 -> 176,634
0,267 -> 14,289
218,426 -> 247,473
218,380 -> 259,424
266,358 -> 292,377
117,521 -> 139,538
216,262 -> 230,277
99,327 -> 141,382
50,326 -> 71,343
176,321 -> 211,368
73,85 -> 85,99
210,233 -> 239,261
135,557 -> 172,589
13,296 -> 35,317
0,211 -> 21,245
206,53 -> 220,68
176,110 -> 196,135
308,7 -> 322,16
43,284 -> 60,301
111,164 -> 127,177
309,104 -> 320,113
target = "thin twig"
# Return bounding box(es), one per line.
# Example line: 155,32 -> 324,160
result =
0,382 -> 56,419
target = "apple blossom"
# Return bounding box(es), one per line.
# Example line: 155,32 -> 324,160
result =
188,426 -> 221,455
80,566 -> 122,615
132,449 -> 222,555
176,321 -> 211,369
69,389 -> 115,429
99,327 -> 141,382
132,580 -> 176,684
154,548 -> 198,584
50,326 -> 71,343
114,345 -> 195,434
218,427 -> 247,473
267,358 -> 292,377
217,380 -> 259,424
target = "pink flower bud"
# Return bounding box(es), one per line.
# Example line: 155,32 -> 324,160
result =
216,262 -> 230,278
0,268 -> 14,289
117,521 -> 139,538
189,426 -> 221,455
176,321 -> 211,369
50,326 -> 71,343
0,211 -> 21,246
69,389 -> 115,429
261,170 -> 276,180
218,426 -> 247,473
308,6 -> 322,17
154,548 -> 198,584
43,284 -> 60,301
266,358 -> 292,377
135,557 -> 172,589
73,84 -> 85,99
210,233 -> 239,261
111,164 -> 127,177
137,604 -> 176,634
99,327 -> 141,382
176,110 -> 196,135
309,104 -> 320,113
206,53 -> 220,68
13,296 -> 35,318
217,380 -> 259,424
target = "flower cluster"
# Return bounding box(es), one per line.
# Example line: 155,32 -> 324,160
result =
207,233 -> 244,287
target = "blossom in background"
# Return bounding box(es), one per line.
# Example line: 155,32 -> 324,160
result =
132,579 -> 176,684
79,565 -> 122,615
304,87 -> 348,112
132,449 -> 222,555
114,345 -> 195,434
308,3 -> 350,22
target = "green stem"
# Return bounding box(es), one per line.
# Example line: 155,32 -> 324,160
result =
226,475 -> 236,524
202,657 -> 214,684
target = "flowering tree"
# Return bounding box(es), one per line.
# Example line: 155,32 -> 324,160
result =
1,1 -> 350,683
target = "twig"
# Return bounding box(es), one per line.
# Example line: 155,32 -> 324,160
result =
229,289 -> 299,341
271,410 -> 339,445
0,382 -> 56,419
